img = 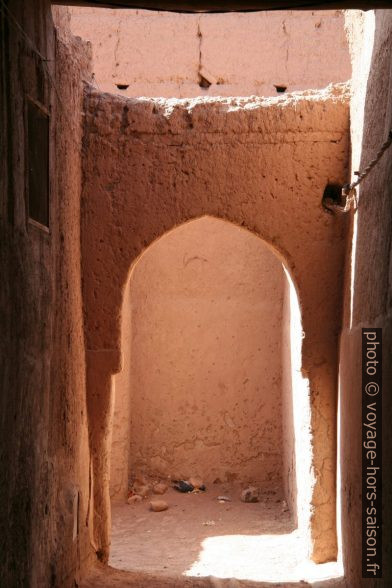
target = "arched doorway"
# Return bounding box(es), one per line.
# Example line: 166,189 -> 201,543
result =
82,88 -> 348,569
108,217 -> 322,581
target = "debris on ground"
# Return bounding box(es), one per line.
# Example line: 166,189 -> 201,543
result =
135,473 -> 148,485
173,479 -> 207,493
153,482 -> 168,495
173,480 -> 194,493
150,499 -> 169,512
217,496 -> 231,502
132,483 -> 150,497
189,476 -> 204,489
191,485 -> 206,493
127,494 -> 143,505
240,486 -> 260,503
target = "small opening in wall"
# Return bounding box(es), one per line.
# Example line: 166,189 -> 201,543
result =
322,183 -> 344,213
274,85 -> 287,93
116,83 -> 129,90
26,98 -> 49,228
198,75 -> 211,89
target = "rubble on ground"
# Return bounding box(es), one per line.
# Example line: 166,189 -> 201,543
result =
150,499 -> 168,512
240,486 -> 260,503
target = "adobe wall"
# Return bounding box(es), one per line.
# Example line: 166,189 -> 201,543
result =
341,9 -> 392,586
281,278 -> 297,523
110,216 -> 287,500
68,8 -> 351,98
0,2 -> 93,586
82,84 -> 350,563
110,278 -> 133,501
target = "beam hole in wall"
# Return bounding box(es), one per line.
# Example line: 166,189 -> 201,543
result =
274,85 -> 287,93
107,216 -> 336,583
198,75 -> 211,89
116,83 -> 129,90
322,182 -> 345,213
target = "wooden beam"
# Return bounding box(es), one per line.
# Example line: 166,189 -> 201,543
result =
52,0 -> 392,12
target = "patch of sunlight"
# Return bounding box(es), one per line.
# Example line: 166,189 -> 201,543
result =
184,531 -> 343,583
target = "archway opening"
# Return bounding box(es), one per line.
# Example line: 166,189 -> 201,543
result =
108,216 -> 336,582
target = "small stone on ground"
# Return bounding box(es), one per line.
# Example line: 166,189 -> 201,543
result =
150,499 -> 168,512
127,495 -> 143,505
153,482 -> 168,495
241,486 -> 259,503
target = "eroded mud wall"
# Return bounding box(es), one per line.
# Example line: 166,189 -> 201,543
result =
68,8 -> 351,98
281,279 -> 297,521
341,9 -> 392,586
82,85 -> 350,562
0,3 -> 93,585
110,282 -> 132,502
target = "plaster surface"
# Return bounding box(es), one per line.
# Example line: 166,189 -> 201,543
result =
67,8 -> 351,98
0,3 -> 94,586
340,9 -> 392,586
282,277 -> 297,523
82,84 -> 350,563
110,276 -> 133,501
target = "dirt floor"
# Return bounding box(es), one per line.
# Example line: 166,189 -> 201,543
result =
104,485 -> 343,586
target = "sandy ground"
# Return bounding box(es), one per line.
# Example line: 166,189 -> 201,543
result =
102,485 -> 344,586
